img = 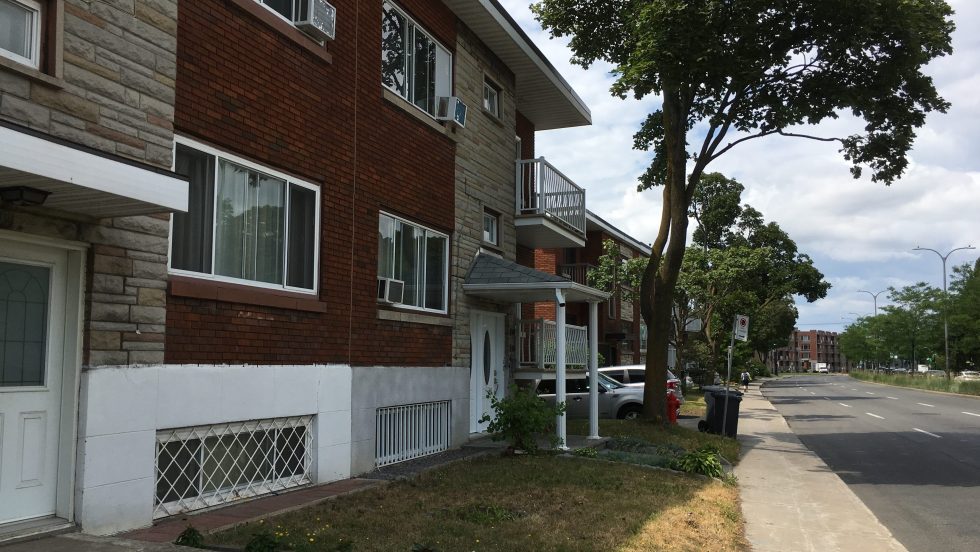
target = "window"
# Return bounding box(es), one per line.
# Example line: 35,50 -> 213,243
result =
377,213 -> 448,313
170,140 -> 320,293
381,2 -> 451,117
0,0 -> 41,68
639,322 -> 648,352
483,79 -> 500,117
482,210 -> 498,246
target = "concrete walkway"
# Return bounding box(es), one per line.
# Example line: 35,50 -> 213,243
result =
736,380 -> 907,551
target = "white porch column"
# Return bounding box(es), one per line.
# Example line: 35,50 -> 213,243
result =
588,300 -> 600,439
555,289 -> 568,450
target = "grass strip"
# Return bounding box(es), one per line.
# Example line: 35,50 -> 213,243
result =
850,370 -> 980,397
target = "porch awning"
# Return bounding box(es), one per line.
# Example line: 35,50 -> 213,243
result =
0,121 -> 188,218
462,252 -> 609,303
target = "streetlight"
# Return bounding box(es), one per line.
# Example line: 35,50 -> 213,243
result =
912,245 -> 976,374
857,290 -> 886,317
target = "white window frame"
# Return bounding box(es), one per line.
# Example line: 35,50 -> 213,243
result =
483,78 -> 500,118
482,210 -> 498,246
168,136 -> 321,295
0,0 -> 42,69
378,211 -> 449,314
381,1 -> 452,118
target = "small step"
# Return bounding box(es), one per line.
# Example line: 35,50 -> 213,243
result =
0,517 -> 77,546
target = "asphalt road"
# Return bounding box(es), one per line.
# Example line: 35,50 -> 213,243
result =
763,375 -> 980,552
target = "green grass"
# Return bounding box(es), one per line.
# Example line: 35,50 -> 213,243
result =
205,421 -> 745,552
207,454 -> 746,552
850,370 -> 980,396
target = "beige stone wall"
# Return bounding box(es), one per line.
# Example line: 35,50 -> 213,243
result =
0,0 -> 178,367
451,23 -> 521,374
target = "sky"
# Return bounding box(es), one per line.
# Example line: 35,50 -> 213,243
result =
499,0 -> 980,334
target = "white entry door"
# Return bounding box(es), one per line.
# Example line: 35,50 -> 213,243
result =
470,311 -> 505,433
0,239 -> 68,525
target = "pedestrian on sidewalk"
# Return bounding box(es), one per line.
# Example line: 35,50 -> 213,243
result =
740,370 -> 750,391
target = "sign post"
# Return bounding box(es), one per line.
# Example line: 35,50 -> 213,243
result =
722,315 -> 749,436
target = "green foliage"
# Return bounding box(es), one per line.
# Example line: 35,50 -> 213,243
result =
668,447 -> 725,478
588,239 -> 646,303
746,360 -> 770,378
454,503 -> 527,525
174,526 -> 205,549
479,386 -> 565,452
412,544 -> 438,552
572,446 -> 599,458
244,532 -> 280,552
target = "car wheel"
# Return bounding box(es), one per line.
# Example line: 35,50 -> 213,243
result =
618,404 -> 642,420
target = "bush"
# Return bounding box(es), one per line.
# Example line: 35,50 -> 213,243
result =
479,385 -> 565,452
174,526 -> 205,548
668,446 -> 725,478
746,360 -> 770,378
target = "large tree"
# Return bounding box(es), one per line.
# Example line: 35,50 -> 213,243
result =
532,0 -> 953,420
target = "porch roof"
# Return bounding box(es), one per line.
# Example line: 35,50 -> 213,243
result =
462,252 -> 609,303
0,121 -> 188,218
443,0 -> 591,131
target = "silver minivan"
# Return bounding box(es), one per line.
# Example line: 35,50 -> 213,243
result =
535,373 -> 644,420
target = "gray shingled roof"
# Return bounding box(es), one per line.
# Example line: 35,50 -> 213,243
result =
464,253 -> 568,285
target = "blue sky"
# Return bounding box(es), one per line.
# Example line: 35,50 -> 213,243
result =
499,0 -> 980,333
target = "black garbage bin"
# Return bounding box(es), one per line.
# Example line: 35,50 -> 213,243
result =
698,386 -> 742,437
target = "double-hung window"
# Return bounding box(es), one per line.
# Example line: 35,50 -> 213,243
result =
381,2 -> 451,117
482,210 -> 498,246
378,213 -> 448,313
171,139 -> 320,293
483,79 -> 500,118
0,0 -> 41,69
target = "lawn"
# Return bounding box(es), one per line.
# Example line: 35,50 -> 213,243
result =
850,370 -> 980,396
207,423 -> 746,552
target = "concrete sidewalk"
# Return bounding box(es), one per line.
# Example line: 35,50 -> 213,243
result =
735,380 -> 907,551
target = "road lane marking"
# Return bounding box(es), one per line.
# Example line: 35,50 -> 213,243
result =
913,428 -> 942,439
963,412 -> 980,418
839,403 -> 852,408
865,392 -> 875,395
851,388 -> 858,391
866,413 -> 884,419
824,397 -> 830,400
810,392 -> 816,395
887,397 -> 898,400
917,403 -> 935,408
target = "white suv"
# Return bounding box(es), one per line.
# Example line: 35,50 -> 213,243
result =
598,365 -> 685,404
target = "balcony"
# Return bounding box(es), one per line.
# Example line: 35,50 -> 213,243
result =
516,319 -> 588,379
515,158 -> 586,249
557,263 -> 594,286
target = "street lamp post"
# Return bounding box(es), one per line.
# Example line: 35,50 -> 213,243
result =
912,245 -> 976,375
857,290 -> 886,317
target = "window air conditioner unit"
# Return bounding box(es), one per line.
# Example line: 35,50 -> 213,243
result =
436,96 -> 467,128
294,0 -> 337,42
377,277 -> 405,304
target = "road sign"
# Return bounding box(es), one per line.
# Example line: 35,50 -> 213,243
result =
734,315 -> 749,341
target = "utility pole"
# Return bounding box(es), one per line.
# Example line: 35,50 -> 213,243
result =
913,245 -> 976,375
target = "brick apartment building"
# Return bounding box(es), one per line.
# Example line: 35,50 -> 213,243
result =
0,0 -> 604,537
770,329 -> 853,373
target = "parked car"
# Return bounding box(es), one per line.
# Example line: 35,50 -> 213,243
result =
923,370 -> 946,378
956,370 -> 980,381
598,364 -> 685,404
535,373 -> 644,420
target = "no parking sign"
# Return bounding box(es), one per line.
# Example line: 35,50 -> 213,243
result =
734,315 -> 749,341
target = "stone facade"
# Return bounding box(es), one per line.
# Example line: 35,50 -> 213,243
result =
451,23 -> 522,375
0,0 -> 178,366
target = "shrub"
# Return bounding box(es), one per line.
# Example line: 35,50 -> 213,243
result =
479,385 -> 565,452
746,360 -> 770,378
174,526 -> 205,548
669,446 -> 725,478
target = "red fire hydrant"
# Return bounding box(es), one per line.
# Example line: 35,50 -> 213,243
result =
667,391 -> 680,424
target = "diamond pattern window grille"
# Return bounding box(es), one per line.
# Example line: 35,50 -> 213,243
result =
375,401 -> 451,468
154,415 -> 313,518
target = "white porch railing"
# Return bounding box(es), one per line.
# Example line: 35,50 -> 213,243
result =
518,319 -> 588,371
375,401 -> 452,467
516,158 -> 586,236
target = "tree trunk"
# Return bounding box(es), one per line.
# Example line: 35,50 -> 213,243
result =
641,87 -> 690,422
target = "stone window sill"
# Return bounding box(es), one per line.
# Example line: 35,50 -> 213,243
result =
377,307 -> 453,327
169,275 -> 327,313
0,55 -> 64,89
382,88 -> 459,142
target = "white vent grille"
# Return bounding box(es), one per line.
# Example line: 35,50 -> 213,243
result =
154,416 -> 313,518
375,401 -> 451,467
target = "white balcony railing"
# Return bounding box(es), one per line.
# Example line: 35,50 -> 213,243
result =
516,158 -> 586,237
518,319 -> 588,371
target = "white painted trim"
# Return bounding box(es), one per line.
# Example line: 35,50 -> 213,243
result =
170,136 -> 321,294
378,211 -> 449,314
0,0 -> 41,69
0,127 -> 187,212
381,1 -> 453,117
586,210 -> 652,256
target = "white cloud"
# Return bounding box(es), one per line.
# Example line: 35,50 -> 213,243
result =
499,0 -> 980,333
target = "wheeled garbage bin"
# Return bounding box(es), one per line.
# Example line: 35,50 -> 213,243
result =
698,386 -> 743,437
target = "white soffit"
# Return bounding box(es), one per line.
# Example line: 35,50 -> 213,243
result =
444,0 -> 591,130
0,125 -> 188,218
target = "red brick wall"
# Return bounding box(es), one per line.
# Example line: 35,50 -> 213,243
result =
168,0 -> 456,366
516,111 -> 535,159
